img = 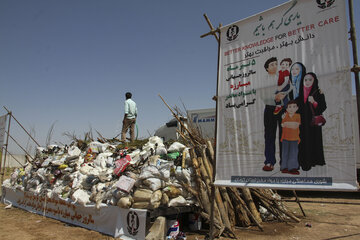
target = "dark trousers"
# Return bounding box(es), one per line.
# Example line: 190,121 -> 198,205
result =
264,105 -> 282,165
281,140 -> 299,170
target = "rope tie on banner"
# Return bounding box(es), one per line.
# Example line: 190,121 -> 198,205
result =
351,64 -> 360,73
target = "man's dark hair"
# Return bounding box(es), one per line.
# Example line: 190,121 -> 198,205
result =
125,92 -> 132,99
264,57 -> 277,71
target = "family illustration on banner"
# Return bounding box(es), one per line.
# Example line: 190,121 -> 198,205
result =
262,57 -> 327,175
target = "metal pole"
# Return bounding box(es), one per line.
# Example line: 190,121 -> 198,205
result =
3,106 -> 41,147
2,148 -> 25,168
348,0 -> 360,138
5,130 -> 35,162
0,113 -> 11,185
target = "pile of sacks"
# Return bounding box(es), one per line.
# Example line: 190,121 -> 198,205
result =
2,136 -> 197,210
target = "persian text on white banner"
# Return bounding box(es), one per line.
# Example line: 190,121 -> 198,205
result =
215,0 -> 357,190
2,187 -> 147,239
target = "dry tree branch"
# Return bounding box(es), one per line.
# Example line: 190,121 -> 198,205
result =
96,130 -> 107,143
26,125 -> 36,154
45,121 -> 57,147
62,131 -> 78,142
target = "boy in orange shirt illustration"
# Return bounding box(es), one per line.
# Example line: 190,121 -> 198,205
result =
280,100 -> 301,175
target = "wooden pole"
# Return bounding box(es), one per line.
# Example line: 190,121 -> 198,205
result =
200,146 -> 213,181
219,187 -> 236,226
181,149 -> 187,169
229,187 -> 264,231
348,0 -> 360,141
242,188 -> 262,223
201,14 -> 220,42
293,190 -> 306,217
226,188 -> 251,226
201,18 -> 222,239
206,140 -> 215,165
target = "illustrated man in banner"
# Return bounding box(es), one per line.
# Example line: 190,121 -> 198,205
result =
261,57 -> 292,171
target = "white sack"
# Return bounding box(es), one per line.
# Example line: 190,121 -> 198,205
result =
71,189 -> 90,206
143,178 -> 165,191
67,146 -> 81,157
167,142 -> 186,153
168,196 -> 187,207
139,165 -> 161,179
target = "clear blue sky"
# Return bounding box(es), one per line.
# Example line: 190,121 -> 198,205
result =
1,0 -> 359,153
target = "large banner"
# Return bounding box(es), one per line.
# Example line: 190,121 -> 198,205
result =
0,114 -> 7,150
2,187 -> 147,239
215,0 -> 358,190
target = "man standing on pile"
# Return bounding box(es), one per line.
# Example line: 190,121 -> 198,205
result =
121,92 -> 137,142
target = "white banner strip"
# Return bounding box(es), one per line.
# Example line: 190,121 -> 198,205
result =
2,187 -> 147,239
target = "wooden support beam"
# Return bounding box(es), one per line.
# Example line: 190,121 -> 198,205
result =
200,14 -> 220,42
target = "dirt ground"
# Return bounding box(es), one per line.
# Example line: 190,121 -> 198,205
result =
0,190 -> 359,240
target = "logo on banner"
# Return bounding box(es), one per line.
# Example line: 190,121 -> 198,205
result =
226,25 -> 239,41
127,211 -> 139,236
316,0 -> 335,9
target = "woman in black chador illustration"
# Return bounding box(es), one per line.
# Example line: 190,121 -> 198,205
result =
297,72 -> 327,171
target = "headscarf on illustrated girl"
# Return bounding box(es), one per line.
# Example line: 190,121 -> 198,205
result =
289,62 -> 306,99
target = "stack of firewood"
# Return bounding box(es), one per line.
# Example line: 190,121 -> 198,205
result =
181,142 -> 300,238
158,95 -> 300,239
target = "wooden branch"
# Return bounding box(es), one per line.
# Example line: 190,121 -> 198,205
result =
180,183 -> 200,203
293,190 -> 306,217
200,146 -> 213,181
191,149 -> 223,227
176,128 -> 195,146
242,188 -> 262,223
227,188 -> 251,226
206,140 -> 215,165
229,188 -> 264,231
252,190 -> 300,223
201,14 -> 220,42
158,94 -> 200,145
181,149 -> 187,169
200,212 -> 225,238
214,187 -> 236,238
219,187 -> 236,226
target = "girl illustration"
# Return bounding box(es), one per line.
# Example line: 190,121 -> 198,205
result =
289,62 -> 306,100
297,72 -> 327,171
